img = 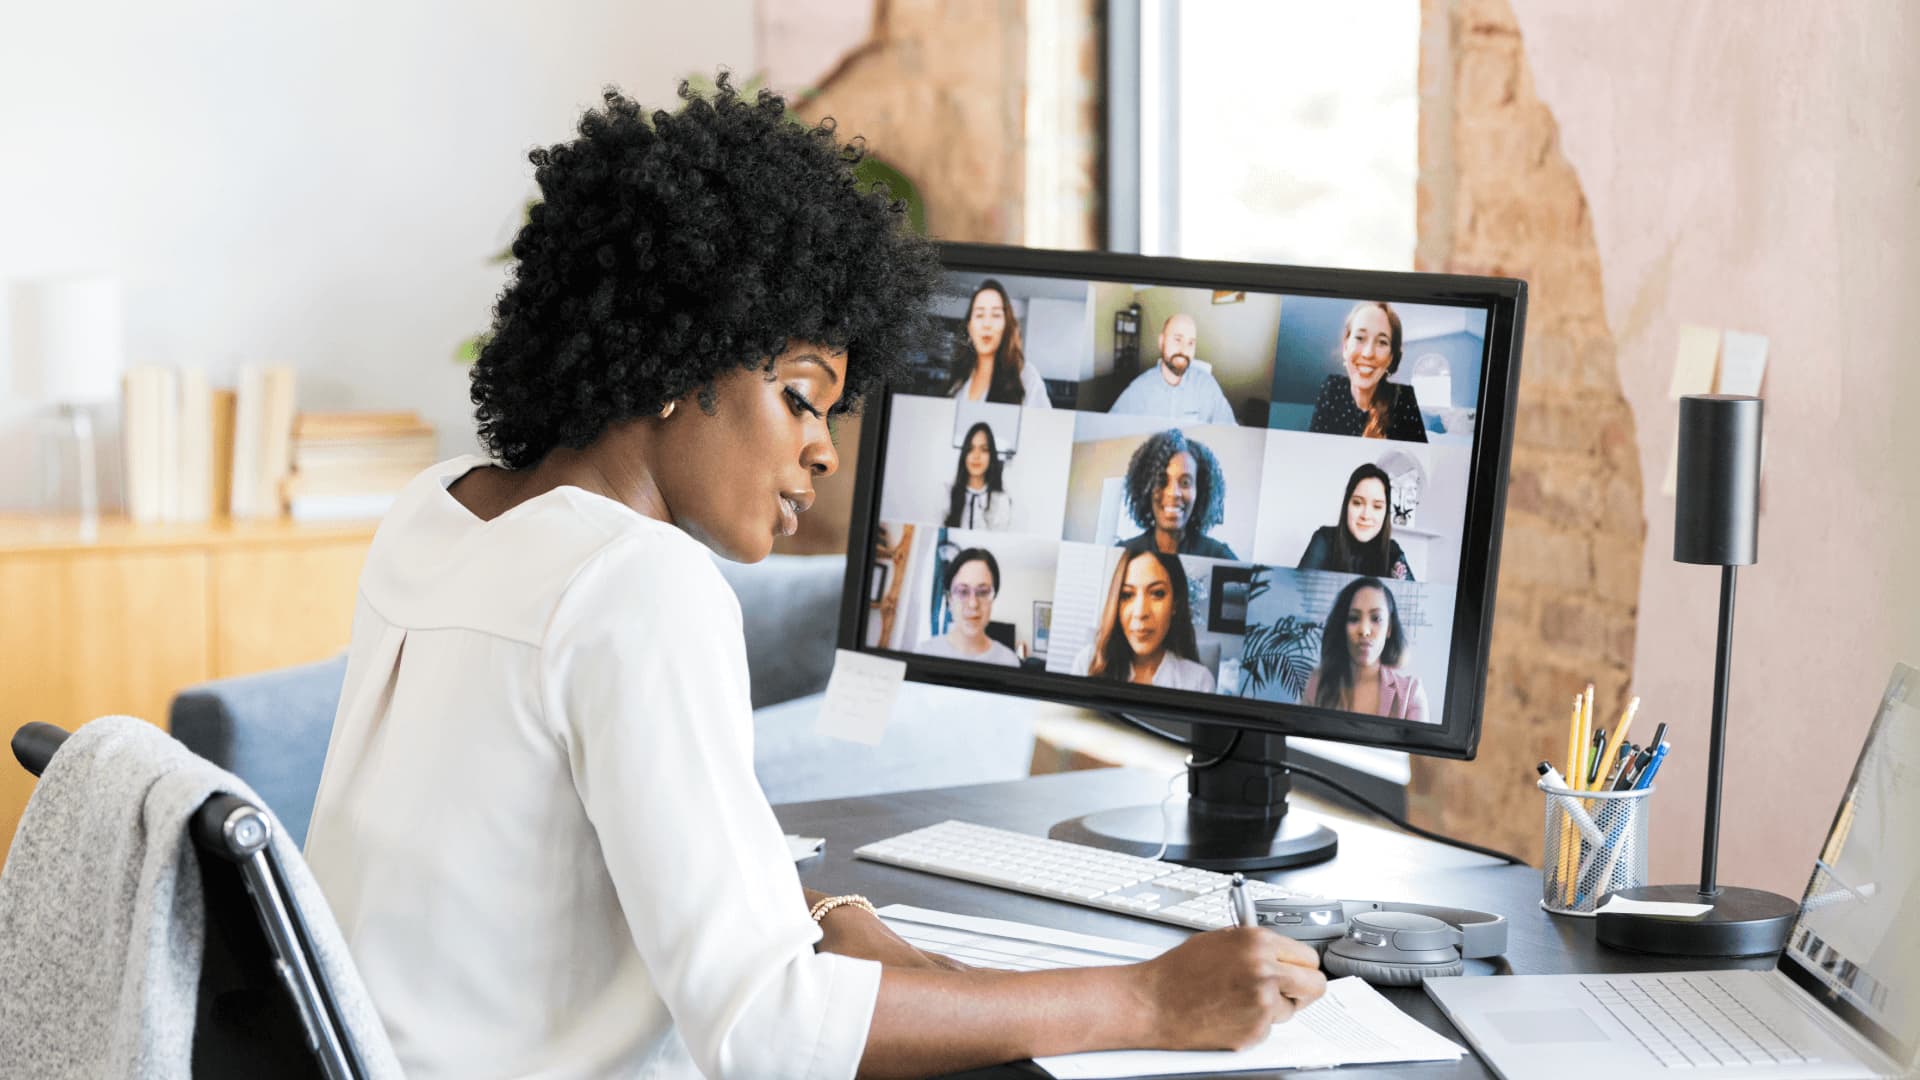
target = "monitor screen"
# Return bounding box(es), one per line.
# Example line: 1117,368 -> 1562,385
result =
842,244 -> 1524,759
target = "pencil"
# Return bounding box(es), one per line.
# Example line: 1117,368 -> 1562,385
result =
1598,697 -> 1639,790
1560,694 -> 1582,903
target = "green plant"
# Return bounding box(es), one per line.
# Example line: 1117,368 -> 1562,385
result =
1236,568 -> 1321,700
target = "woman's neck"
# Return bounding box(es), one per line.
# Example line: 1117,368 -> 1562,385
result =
966,477 -> 988,492
968,353 -> 996,398
1129,651 -> 1164,685
1153,527 -> 1183,554
1353,660 -> 1382,684
1348,379 -> 1376,412
949,628 -> 993,656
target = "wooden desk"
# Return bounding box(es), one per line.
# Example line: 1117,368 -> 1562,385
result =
777,767 -> 1769,1079
0,514 -> 375,863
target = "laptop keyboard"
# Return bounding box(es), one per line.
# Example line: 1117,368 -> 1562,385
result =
1581,974 -> 1815,1068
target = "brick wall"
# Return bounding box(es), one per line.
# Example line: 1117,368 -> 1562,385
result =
1410,0 -> 1646,863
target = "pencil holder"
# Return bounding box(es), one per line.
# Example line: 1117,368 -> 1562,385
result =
1539,779 -> 1652,916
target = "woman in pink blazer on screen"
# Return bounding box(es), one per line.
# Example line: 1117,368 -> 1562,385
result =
1302,576 -> 1430,723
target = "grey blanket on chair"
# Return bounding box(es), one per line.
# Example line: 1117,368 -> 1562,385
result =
0,715 -> 400,1079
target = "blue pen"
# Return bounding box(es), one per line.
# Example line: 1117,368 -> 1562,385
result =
1632,742 -> 1671,789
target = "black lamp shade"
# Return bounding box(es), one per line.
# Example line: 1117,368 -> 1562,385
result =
1674,395 -> 1762,566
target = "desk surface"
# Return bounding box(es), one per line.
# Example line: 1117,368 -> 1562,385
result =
777,767 -> 1771,1080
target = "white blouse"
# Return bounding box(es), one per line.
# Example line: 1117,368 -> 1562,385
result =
304,456 -> 880,1080
951,358 -> 1054,409
947,484 -> 1013,531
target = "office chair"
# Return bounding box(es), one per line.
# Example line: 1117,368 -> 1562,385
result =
10,721 -> 373,1080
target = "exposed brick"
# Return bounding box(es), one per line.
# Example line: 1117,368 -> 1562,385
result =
1592,534 -> 1645,606
1498,517 -> 1594,591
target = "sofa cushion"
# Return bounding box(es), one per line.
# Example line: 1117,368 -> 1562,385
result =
710,553 -> 848,711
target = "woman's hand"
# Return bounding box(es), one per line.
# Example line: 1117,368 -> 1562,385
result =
808,889 -> 971,971
1134,927 -> 1327,1050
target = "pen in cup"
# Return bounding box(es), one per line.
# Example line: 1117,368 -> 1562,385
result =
1228,873 -> 1256,929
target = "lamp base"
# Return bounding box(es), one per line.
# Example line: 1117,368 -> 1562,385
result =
1595,884 -> 1797,958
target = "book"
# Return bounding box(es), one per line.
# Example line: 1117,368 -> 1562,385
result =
293,411 -> 430,439
209,389 -> 236,518
176,368 -> 211,523
230,366 -> 265,519
256,366 -> 297,516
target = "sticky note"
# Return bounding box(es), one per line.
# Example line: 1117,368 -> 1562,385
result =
1668,324 -> 1720,399
1596,895 -> 1713,918
815,649 -> 905,746
1718,330 -> 1768,396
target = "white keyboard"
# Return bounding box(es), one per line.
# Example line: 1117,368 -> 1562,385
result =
854,820 -> 1312,931
1581,975 -> 1815,1068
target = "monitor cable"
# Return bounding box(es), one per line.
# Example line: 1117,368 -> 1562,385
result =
1107,711 -> 1527,867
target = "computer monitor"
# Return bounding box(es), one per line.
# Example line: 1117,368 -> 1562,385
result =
839,243 -> 1526,869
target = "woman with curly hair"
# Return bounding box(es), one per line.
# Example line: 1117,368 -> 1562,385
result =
950,278 -> 1051,407
1115,428 -> 1238,560
1303,576 -> 1429,721
303,78 -> 1321,1079
943,421 -> 1012,530
1069,550 -> 1215,691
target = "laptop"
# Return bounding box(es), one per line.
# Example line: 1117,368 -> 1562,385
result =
1427,664 -> 1920,1079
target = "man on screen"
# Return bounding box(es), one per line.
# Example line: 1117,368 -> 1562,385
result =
1108,312 -> 1237,424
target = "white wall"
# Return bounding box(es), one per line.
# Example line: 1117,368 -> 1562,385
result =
0,0 -> 754,509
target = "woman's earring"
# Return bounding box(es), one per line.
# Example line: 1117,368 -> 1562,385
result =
659,401 -> 676,420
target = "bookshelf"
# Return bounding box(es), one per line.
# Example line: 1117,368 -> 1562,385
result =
0,513 -> 377,864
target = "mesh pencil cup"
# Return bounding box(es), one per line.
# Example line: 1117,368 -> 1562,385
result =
1539,778 -> 1652,916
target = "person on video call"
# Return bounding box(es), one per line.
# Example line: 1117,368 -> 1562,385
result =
1107,312 -> 1236,424
1307,301 -> 1429,442
950,278 -> 1053,408
944,421 -> 1013,530
1303,576 -> 1429,721
302,79 -> 1321,1079
1070,549 -> 1216,692
1297,462 -> 1415,580
1115,428 -> 1238,560
916,547 -> 1021,665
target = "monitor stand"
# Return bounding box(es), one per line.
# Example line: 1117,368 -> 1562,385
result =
1048,727 -> 1338,871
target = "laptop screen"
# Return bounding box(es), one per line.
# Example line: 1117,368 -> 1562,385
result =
1778,663 -> 1920,1068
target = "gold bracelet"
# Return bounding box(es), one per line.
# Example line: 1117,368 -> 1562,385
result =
809,894 -> 876,924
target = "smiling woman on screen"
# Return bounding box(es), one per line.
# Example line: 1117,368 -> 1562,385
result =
1307,301 -> 1428,442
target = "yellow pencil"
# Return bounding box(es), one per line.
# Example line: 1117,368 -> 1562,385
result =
1560,694 -> 1582,903
1598,696 -> 1640,789
1580,684 -> 1596,791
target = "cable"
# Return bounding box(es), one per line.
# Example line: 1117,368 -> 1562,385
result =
1284,762 -> 1528,866
1103,710 -> 1528,866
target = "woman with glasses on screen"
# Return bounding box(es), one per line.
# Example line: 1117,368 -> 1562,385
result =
1297,463 -> 1415,580
1303,577 -> 1429,721
917,548 -> 1021,665
944,421 -> 1013,530
1115,428 -> 1238,560
303,79 -> 1321,1079
1070,550 -> 1216,692
950,278 -> 1052,408
1307,301 -> 1429,443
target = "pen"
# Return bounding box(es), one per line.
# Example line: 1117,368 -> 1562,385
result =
1620,744 -> 1655,789
1602,743 -> 1634,789
1228,873 -> 1256,929
1587,728 -> 1608,786
1633,742 -> 1671,790
1536,763 -> 1606,845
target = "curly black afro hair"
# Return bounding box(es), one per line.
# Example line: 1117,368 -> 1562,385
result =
1123,428 -> 1227,534
470,75 -> 940,469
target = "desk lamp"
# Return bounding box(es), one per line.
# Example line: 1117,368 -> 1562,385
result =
14,276 -> 125,539
1597,394 -> 1797,956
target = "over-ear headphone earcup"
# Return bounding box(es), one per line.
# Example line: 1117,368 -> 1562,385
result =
1321,911 -> 1465,986
1322,946 -> 1463,986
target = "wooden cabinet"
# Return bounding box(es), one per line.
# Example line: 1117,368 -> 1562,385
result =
0,515 -> 375,863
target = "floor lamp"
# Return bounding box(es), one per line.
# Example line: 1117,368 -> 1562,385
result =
1596,393 -> 1798,957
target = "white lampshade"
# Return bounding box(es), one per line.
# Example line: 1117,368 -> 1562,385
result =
12,275 -> 126,404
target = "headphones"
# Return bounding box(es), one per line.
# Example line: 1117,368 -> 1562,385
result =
1254,898 -> 1508,986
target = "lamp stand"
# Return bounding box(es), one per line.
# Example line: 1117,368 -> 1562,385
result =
1596,564 -> 1797,957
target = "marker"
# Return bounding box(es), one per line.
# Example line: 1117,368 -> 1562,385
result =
1536,762 -> 1605,845
1228,873 -> 1256,929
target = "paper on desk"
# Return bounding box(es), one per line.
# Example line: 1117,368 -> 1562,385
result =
785,834 -> 824,861
1036,977 -> 1464,1078
874,905 -> 1463,1077
1595,895 -> 1713,918
815,649 -> 904,745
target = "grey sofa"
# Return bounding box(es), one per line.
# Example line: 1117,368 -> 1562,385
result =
171,553 -> 1038,847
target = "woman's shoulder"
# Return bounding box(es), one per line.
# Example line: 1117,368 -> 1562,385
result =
1164,654 -> 1216,691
